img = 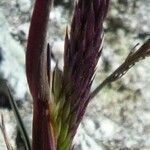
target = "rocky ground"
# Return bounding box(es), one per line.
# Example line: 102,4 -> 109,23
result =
0,0 -> 150,149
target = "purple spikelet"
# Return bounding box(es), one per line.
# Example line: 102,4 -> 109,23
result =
26,0 -> 110,149
63,0 -> 110,138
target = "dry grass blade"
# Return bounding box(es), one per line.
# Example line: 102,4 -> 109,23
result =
0,114 -> 13,150
0,79 -> 31,150
91,38 -> 150,99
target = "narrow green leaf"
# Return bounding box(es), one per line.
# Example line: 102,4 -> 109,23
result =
52,64 -> 62,102
58,122 -> 69,144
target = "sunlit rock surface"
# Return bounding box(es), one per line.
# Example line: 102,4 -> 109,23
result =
0,10 -> 27,99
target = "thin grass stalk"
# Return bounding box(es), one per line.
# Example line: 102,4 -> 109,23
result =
0,79 -> 31,150
0,114 -> 13,150
91,38 -> 150,99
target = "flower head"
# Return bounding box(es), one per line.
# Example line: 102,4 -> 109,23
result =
63,0 -> 110,134
51,0 -> 110,148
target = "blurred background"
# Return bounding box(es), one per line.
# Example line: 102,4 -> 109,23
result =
0,0 -> 150,149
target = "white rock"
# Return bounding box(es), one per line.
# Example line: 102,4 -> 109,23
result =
18,0 -> 31,13
84,118 -> 95,135
81,134 -> 104,150
74,123 -> 105,150
125,139 -> 138,148
18,22 -> 30,39
52,39 -> 64,70
100,119 -> 115,139
0,10 -> 28,99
